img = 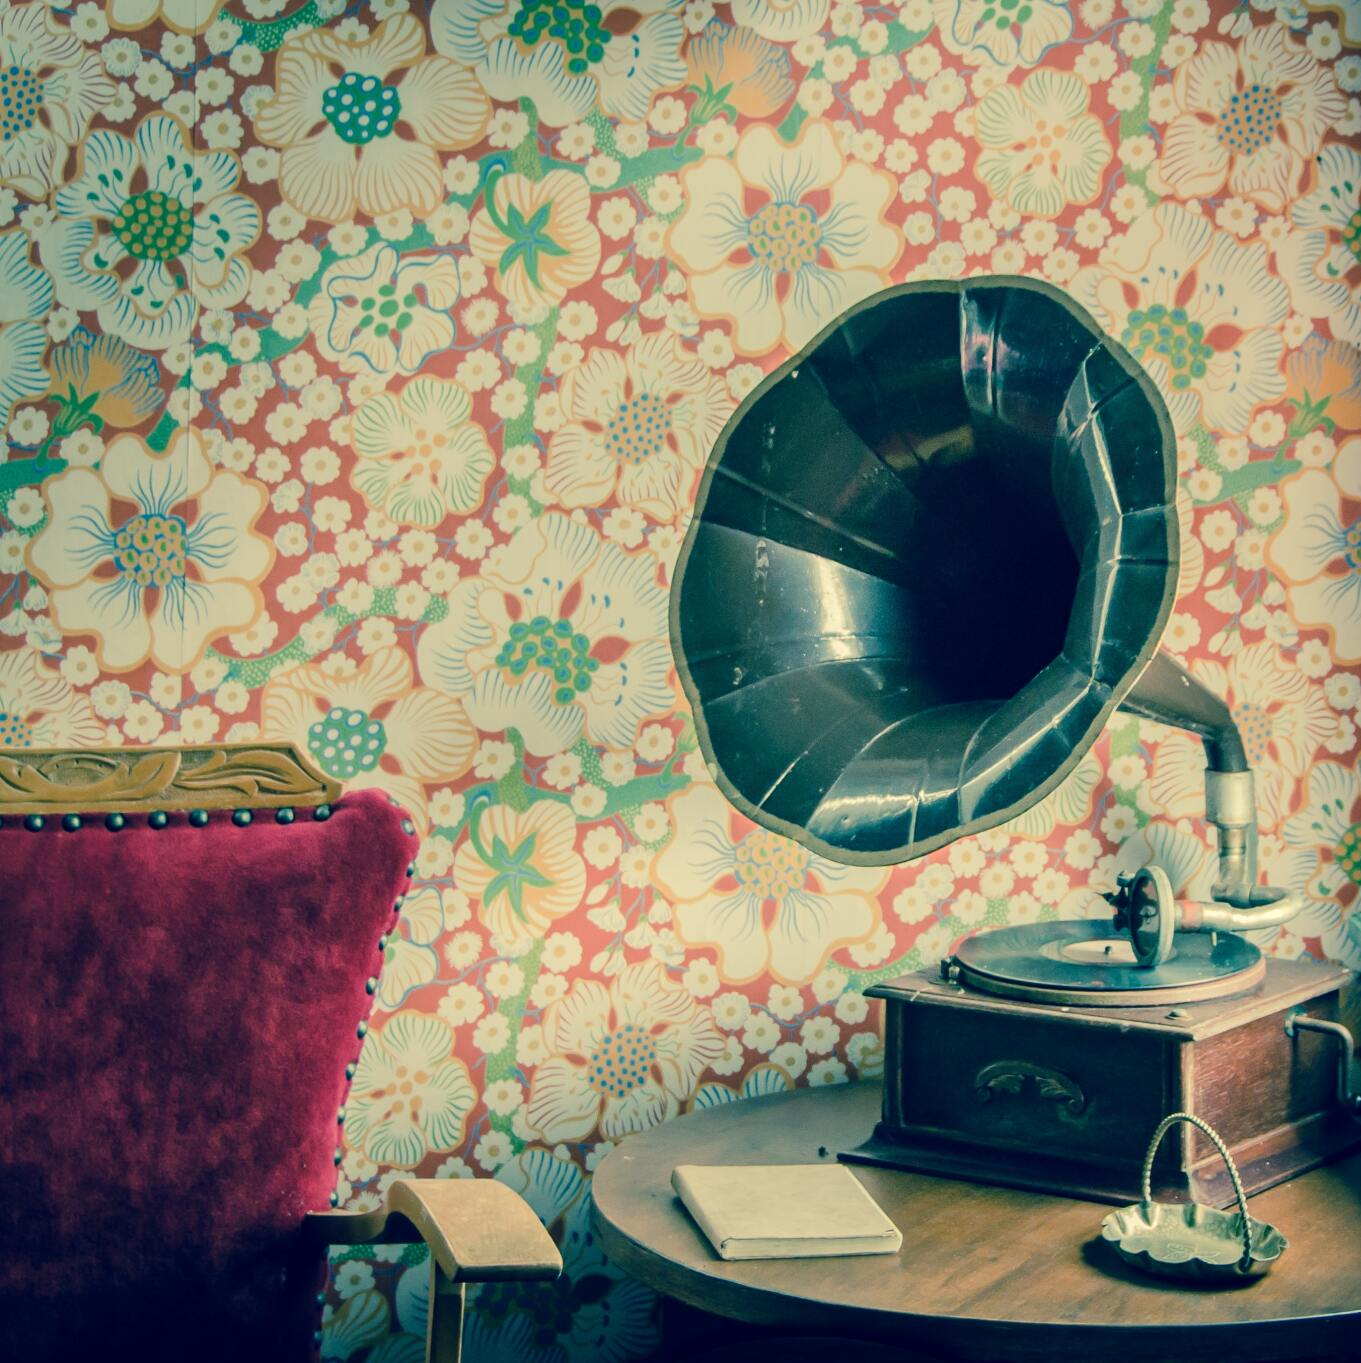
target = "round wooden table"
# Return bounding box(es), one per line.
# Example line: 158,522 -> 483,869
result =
592,1082 -> 1361,1363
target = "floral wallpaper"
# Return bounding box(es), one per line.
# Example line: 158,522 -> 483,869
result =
0,0 -> 1357,1358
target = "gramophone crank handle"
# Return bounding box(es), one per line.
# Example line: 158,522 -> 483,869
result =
1283,1014 -> 1361,1118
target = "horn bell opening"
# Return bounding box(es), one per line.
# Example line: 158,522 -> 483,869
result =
670,276 -> 1178,866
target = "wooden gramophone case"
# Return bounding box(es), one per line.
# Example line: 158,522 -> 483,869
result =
842,957 -> 1361,1207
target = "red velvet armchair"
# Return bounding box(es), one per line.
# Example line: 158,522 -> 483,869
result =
0,743 -> 560,1363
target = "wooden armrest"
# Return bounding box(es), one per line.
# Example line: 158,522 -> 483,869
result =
305,1179 -> 561,1283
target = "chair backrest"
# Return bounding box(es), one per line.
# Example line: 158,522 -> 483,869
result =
0,745 -> 417,1363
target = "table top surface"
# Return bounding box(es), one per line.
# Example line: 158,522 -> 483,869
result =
591,1081 -> 1361,1362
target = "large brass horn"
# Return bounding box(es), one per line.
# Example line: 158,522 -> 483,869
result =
671,278 -> 1296,950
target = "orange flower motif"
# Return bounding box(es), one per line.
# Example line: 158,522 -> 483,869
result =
975,69 -> 1111,218
1286,337 -> 1361,433
47,327 -> 161,432
343,1014 -> 474,1167
684,24 -> 794,118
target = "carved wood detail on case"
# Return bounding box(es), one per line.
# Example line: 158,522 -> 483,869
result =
974,1061 -> 1087,1115
0,744 -> 341,813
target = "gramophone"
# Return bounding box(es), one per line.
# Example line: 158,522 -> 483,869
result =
671,277 -> 1361,1208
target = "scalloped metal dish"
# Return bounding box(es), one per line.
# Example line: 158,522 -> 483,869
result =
1100,1201 -> 1288,1282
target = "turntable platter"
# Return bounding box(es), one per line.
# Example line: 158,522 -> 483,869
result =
952,921 -> 1264,1006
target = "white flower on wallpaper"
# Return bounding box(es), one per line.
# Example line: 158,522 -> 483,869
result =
1266,447 -> 1361,665
1277,761 -> 1361,968
0,645 -> 104,748
25,429 -> 273,672
522,961 -> 723,1141
934,0 -> 1073,67
344,1013 -> 476,1168
105,0 -> 223,32
1275,143 -> 1361,346
543,331 -> 734,521
669,120 -> 901,356
1152,24 -> 1345,214
349,376 -> 496,527
37,114 -> 258,351
430,0 -> 687,126
0,227 -> 53,431
974,69 -> 1112,219
0,1 -> 113,202
417,513 -> 673,756
309,243 -> 462,376
1070,203 -> 1288,433
729,0 -> 830,41
261,645 -> 476,832
652,782 -> 888,984
255,14 -> 490,225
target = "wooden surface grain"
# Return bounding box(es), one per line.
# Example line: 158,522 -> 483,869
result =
591,1082 -> 1361,1363
0,742 -> 341,812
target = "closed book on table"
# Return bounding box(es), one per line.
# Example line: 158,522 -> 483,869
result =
671,1163 -> 903,1261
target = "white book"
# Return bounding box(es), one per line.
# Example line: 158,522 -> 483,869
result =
671,1163 -> 903,1262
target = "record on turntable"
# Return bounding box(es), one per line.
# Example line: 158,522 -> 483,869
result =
949,919 -> 1264,1008
945,864 -> 1266,1005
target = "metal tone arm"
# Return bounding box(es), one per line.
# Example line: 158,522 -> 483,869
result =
1112,653 -> 1302,962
